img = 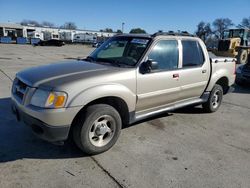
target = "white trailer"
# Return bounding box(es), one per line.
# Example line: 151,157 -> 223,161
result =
27,31 -> 44,40
42,31 -> 59,40
73,33 -> 97,43
59,32 -> 73,42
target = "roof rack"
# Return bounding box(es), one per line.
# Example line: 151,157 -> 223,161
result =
152,31 -> 196,37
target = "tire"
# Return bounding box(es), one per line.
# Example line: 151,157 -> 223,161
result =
202,84 -> 223,113
73,104 -> 122,155
237,50 -> 248,64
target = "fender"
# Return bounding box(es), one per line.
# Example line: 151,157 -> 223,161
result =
67,84 -> 137,112
206,68 -> 230,91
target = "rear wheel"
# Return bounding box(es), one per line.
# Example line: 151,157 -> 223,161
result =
202,84 -> 223,113
73,104 -> 122,155
237,49 -> 248,64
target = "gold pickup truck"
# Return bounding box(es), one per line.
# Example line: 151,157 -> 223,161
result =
11,32 -> 236,154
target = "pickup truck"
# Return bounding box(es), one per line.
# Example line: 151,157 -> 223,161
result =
11,32 -> 236,154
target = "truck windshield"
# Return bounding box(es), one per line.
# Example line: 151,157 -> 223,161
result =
87,37 -> 150,67
223,29 -> 245,39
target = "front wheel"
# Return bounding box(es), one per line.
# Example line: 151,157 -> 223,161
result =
202,84 -> 223,113
237,49 -> 248,64
73,104 -> 122,155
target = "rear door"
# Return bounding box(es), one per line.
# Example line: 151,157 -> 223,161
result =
178,40 -> 210,100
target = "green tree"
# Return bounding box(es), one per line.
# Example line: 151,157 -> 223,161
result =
104,28 -> 113,32
129,28 -> 147,34
116,29 -> 123,34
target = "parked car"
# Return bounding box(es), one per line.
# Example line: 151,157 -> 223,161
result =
37,39 -> 65,47
236,62 -> 250,85
92,41 -> 104,48
11,32 -> 236,154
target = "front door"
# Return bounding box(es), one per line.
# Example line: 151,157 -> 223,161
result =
136,39 -> 181,113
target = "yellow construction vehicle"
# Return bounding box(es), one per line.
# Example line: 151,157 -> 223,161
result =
213,29 -> 250,64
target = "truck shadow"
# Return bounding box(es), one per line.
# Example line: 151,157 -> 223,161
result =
0,97 -> 86,163
173,106 -> 205,114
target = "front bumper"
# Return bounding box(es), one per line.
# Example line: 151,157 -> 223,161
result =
11,97 -> 82,142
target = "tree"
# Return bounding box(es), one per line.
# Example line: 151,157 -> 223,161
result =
41,21 -> 55,27
105,28 -> 113,32
99,28 -> 113,32
116,29 -> 123,34
20,19 -> 40,26
213,18 -> 234,39
129,28 -> 147,34
237,17 -> 250,29
60,22 -> 77,30
196,21 -> 212,41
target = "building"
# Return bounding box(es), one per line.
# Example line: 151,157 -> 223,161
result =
0,22 -> 116,42
0,23 -> 24,39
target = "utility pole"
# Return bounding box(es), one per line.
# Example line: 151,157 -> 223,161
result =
122,22 -> 125,33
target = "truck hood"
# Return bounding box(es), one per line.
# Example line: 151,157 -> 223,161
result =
16,60 -> 118,88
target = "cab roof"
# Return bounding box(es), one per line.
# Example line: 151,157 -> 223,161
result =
116,31 -> 196,39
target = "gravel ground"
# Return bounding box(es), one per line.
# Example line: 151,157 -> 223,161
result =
0,43 -> 250,188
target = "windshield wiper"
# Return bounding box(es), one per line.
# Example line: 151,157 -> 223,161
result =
95,58 -> 121,67
84,56 -> 95,62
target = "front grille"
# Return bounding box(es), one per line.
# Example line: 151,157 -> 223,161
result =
12,78 -> 28,103
218,40 -> 230,51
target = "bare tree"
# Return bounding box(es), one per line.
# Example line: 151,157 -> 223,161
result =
213,18 -> 234,39
41,21 -> 55,27
196,21 -> 212,41
237,17 -> 250,29
20,19 -> 40,27
60,22 -> 77,30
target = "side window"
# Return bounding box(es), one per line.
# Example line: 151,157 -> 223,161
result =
148,40 -> 179,71
247,32 -> 250,46
182,40 -> 205,67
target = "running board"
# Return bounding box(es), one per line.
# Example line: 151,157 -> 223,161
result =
132,97 -> 207,124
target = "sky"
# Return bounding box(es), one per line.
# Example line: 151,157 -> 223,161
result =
0,0 -> 249,33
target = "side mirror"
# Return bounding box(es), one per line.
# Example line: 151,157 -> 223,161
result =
140,59 -> 158,74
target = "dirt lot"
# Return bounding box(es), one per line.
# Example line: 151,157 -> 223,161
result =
0,44 -> 250,188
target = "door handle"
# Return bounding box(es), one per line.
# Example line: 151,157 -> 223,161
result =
173,73 -> 179,79
202,70 -> 207,73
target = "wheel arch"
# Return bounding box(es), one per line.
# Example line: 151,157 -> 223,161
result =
206,69 -> 231,94
215,77 -> 229,94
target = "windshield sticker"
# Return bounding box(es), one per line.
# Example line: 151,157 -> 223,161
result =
131,39 -> 149,45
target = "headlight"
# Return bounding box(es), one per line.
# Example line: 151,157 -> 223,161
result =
30,89 -> 67,108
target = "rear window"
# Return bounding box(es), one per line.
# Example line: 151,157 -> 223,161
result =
182,40 -> 204,67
